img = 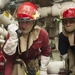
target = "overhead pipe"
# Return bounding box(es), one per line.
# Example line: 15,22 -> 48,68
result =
0,0 -> 9,9
72,0 -> 75,2
38,2 -> 75,17
0,11 -> 18,26
38,2 -> 75,33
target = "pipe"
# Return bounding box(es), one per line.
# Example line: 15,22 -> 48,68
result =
38,2 -> 75,17
72,0 -> 75,2
0,27 -> 8,37
0,0 -> 9,9
0,11 -> 18,26
38,7 -> 52,17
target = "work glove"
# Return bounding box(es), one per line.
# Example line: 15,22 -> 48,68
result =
61,53 -> 68,60
8,23 -> 18,40
40,55 -> 50,75
3,24 -> 19,55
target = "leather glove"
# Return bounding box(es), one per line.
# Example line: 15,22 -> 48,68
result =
40,55 -> 50,75
8,24 -> 18,40
61,53 -> 68,60
3,24 -> 18,55
40,70 -> 47,75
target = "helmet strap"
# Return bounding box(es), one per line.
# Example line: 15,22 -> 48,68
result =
26,20 -> 37,57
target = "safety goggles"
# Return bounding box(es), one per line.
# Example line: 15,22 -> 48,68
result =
62,18 -> 75,25
18,18 -> 33,24
17,17 -> 31,22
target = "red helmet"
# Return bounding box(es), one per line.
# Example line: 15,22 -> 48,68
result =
62,8 -> 75,19
16,2 -> 40,21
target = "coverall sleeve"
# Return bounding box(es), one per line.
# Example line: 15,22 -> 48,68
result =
2,34 -> 18,60
40,29 -> 50,75
40,29 -> 51,57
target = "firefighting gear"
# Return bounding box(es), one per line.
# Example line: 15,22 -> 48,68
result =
16,2 -> 40,57
3,24 -> 18,55
60,7 -> 75,32
40,55 -> 50,75
61,8 -> 75,19
3,27 -> 50,75
16,2 -> 40,21
60,4 -> 75,32
8,24 -> 18,39
62,29 -> 75,75
40,70 -> 47,75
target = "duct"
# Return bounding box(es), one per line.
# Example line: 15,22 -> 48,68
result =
38,1 -> 75,17
0,0 -> 9,9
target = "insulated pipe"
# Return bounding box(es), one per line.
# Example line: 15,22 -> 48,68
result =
38,2 -> 75,33
52,2 -> 75,16
0,11 -> 18,26
0,0 -> 9,9
38,7 -> 52,17
38,2 -> 75,17
0,27 -> 8,37
0,1 -> 74,26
